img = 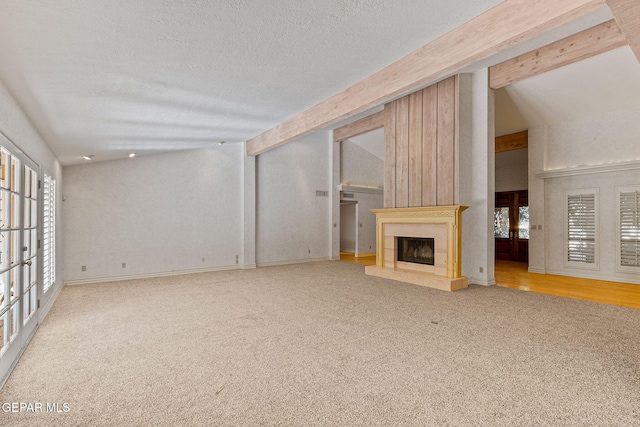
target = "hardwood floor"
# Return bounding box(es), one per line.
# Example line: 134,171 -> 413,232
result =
495,260 -> 640,310
340,252 -> 376,266
340,254 -> 640,309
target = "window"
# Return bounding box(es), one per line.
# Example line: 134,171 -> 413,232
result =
43,174 -> 56,292
618,186 -> 640,272
565,189 -> 598,269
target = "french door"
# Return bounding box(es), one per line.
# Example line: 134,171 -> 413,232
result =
495,190 -> 529,263
0,138 -> 40,382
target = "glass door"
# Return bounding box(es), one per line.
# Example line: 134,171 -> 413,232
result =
495,190 -> 529,263
0,141 -> 39,382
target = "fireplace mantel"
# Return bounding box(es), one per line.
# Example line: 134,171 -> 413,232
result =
365,205 -> 468,292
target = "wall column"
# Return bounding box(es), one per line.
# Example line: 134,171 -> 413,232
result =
242,142 -> 257,268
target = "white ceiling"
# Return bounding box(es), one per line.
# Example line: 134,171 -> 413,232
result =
0,0 -> 503,165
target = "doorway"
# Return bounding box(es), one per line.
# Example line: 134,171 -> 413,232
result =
0,142 -> 40,382
495,190 -> 529,262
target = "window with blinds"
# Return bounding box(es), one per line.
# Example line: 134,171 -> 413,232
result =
618,187 -> 640,270
43,174 -> 56,292
565,189 -> 598,267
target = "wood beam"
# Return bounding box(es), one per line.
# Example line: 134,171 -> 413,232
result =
246,0 -> 606,156
490,20 -> 626,89
607,0 -> 640,61
333,111 -> 385,142
495,130 -> 528,153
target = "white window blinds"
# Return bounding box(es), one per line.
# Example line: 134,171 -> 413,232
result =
43,174 -> 56,292
567,192 -> 596,264
619,189 -> 640,268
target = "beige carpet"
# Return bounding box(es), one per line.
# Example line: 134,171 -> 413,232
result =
0,261 -> 639,426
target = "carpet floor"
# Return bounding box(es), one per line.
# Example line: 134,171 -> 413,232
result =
0,261 -> 639,426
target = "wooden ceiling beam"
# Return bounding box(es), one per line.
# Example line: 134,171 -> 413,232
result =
246,0 -> 607,156
333,111 -> 385,142
607,0 -> 640,62
489,20 -> 626,89
495,131 -> 528,153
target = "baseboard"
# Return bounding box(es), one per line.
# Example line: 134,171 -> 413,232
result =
64,264 -> 241,286
528,267 -> 546,274
355,252 -> 376,258
242,264 -> 257,270
341,248 -> 355,253
469,278 -> 496,287
0,321 -> 39,390
545,269 -> 640,285
256,257 -> 331,268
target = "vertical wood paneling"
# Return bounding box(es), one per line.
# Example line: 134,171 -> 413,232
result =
383,102 -> 397,208
436,76 -> 456,206
422,84 -> 438,206
408,90 -> 423,207
395,96 -> 410,208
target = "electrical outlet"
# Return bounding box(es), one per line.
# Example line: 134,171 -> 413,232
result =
308,249 -> 311,254
81,265 -> 86,272
236,254 -> 239,264
202,258 -> 205,263
479,267 -> 483,273
122,262 -> 126,268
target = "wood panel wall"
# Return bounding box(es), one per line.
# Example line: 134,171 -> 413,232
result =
384,75 -> 458,208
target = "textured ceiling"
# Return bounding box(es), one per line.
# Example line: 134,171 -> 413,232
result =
0,0 -> 503,165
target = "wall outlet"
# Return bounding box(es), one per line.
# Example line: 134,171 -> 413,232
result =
308,249 -> 311,254
202,258 -> 205,263
122,262 -> 126,268
479,266 -> 483,273
236,254 -> 239,264
81,265 -> 86,272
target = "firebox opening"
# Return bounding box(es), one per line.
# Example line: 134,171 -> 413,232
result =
397,237 -> 435,265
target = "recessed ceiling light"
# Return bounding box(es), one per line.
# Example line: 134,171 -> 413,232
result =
218,141 -> 225,146
128,152 -> 136,158
81,155 -> 94,161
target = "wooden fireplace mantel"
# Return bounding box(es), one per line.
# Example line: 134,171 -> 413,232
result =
365,205 -> 468,292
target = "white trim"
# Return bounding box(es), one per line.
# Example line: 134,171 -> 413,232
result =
242,264 -> 257,270
64,264 -> 241,286
338,184 -> 384,195
256,257 -> 331,268
545,269 -> 640,285
469,278 -> 496,286
528,267 -> 546,274
536,159 -> 640,179
38,281 -> 64,323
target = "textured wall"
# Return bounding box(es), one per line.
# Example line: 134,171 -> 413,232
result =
62,146 -> 243,283
256,131 -> 332,265
0,80 -> 63,311
545,106 -> 640,169
495,148 -> 528,192
340,140 -> 383,188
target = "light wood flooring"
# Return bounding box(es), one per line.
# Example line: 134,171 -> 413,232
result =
340,253 -> 640,309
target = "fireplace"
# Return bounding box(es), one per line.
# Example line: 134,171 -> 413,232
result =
365,206 -> 468,291
397,237 -> 434,265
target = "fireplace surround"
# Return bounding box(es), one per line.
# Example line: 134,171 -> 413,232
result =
365,205 -> 468,291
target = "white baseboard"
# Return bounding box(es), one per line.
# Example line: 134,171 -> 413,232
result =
528,267 -> 546,274
38,281 -> 65,321
341,248 -> 355,253
545,269 -> 640,285
469,277 -> 496,287
242,264 -> 257,269
257,257 -> 331,268
64,264 -> 241,286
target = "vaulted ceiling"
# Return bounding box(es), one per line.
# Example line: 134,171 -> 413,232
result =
0,0 -> 502,165
1,1 -> 637,166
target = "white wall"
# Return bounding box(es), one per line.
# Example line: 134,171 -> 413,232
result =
62,146 -> 243,283
340,140 -> 383,188
530,105 -> 640,282
459,70 -> 495,286
0,80 -> 63,315
256,131 -> 332,265
495,148 -> 528,192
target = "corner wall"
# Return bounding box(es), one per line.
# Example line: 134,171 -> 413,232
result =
62,146 -> 244,283
256,131 -> 332,266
